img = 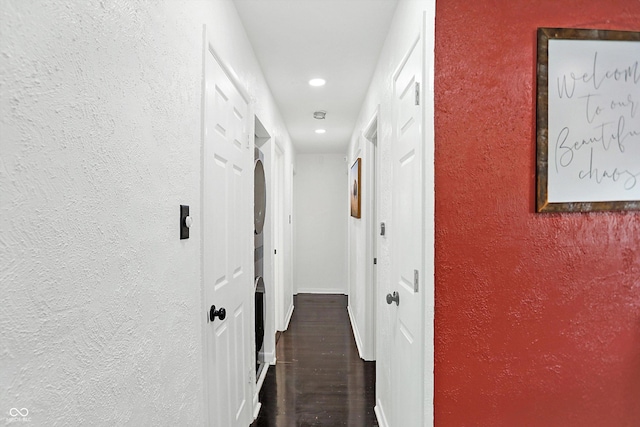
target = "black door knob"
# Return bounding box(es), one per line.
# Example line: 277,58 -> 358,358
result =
209,305 -> 226,322
386,291 -> 399,306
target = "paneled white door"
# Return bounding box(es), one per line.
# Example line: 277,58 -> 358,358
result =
203,38 -> 252,427
389,31 -> 425,427
273,144 -> 285,331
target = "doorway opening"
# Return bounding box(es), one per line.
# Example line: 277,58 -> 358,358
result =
363,110 -> 379,361
254,116 -> 271,390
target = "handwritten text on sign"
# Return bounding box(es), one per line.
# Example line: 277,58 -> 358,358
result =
548,39 -> 640,203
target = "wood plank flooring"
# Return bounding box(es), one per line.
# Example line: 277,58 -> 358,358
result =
250,294 -> 377,427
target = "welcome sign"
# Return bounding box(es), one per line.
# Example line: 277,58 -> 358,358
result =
536,28 -> 640,212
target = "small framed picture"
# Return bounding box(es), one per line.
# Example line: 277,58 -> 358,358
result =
350,158 -> 361,218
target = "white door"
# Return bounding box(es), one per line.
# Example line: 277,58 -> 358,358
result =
203,39 -> 252,427
273,144 -> 286,331
389,32 -> 426,427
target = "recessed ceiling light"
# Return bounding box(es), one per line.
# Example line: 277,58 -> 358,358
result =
315,129 -> 326,134
309,78 -> 326,87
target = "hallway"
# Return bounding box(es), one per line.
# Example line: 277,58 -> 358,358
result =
4,1 -> 636,425
251,295 -> 376,427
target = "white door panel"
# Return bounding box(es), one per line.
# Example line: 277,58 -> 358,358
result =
203,37 -> 252,427
388,30 -> 425,427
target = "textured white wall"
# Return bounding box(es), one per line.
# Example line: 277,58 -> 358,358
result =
0,0 -> 294,425
346,0 -> 435,424
347,140 -> 372,359
293,154 -> 347,294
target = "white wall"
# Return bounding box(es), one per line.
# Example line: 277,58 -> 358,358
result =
347,0 -> 435,424
0,0 -> 294,425
293,154 -> 347,294
347,135 -> 376,360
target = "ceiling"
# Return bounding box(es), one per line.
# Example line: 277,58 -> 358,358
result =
233,0 -> 399,153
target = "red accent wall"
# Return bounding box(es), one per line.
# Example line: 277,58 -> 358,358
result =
434,1 -> 640,425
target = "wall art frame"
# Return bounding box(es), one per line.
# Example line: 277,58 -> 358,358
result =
350,158 -> 362,218
536,27 -> 640,213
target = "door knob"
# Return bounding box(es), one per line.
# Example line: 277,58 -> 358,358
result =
386,291 -> 399,306
209,305 -> 226,322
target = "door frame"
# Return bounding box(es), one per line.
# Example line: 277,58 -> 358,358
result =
200,24 -> 256,426
374,11 -> 432,426
363,108 -> 379,361
254,116 -> 273,395
421,7 -> 436,423
283,163 -> 294,328
273,142 -> 286,332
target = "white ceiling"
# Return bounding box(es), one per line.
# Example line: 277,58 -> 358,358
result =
233,0 -> 399,153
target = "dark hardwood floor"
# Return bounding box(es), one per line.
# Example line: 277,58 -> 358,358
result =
251,294 -> 377,427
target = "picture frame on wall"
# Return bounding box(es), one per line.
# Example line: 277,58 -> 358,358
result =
535,27 -> 640,212
350,158 -> 361,218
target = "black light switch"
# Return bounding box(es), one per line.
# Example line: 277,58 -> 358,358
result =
180,205 -> 190,240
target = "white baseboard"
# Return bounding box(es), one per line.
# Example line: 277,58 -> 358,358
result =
262,349 -> 275,365
252,401 -> 261,422
283,303 -> 294,330
374,402 -> 389,427
347,305 -> 366,360
253,357 -> 270,422
256,361 -> 269,393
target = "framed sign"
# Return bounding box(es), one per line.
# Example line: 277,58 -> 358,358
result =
536,28 -> 640,212
350,158 -> 361,218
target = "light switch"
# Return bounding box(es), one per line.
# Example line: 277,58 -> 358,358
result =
180,205 -> 190,240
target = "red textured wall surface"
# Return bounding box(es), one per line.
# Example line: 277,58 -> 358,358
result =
434,1 -> 640,426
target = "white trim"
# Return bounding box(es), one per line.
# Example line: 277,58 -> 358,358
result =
347,304 -> 366,360
199,24 -> 210,427
206,41 -> 250,105
273,143 -> 286,333
363,107 -> 379,141
363,107 -> 380,362
253,354 -> 265,420
254,116 -> 275,382
421,7 -> 436,426
392,32 -> 421,83
252,401 -> 262,423
253,366 -> 269,421
261,349 -> 276,366
256,361 -> 270,392
283,302 -> 294,331
374,401 -> 390,427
